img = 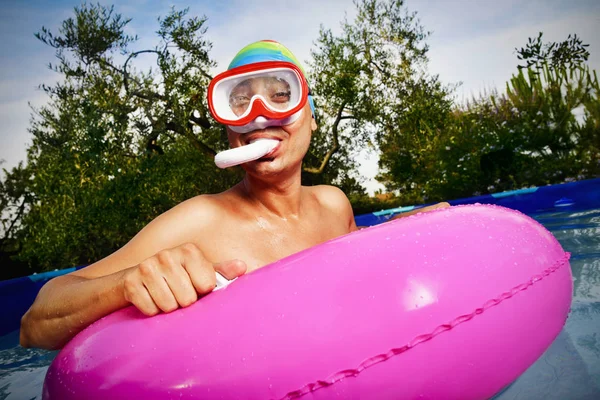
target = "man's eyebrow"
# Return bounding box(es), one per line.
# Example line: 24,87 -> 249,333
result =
232,79 -> 253,92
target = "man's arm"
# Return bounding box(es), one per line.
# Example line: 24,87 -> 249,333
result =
20,196 -> 246,350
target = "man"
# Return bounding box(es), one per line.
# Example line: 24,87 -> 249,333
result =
20,40 -> 445,350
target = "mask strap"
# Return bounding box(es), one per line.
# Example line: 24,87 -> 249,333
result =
308,94 -> 315,119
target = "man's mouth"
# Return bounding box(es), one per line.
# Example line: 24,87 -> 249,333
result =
245,136 -> 281,146
242,137 -> 281,161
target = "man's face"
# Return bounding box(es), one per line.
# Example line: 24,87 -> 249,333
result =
226,101 -> 317,178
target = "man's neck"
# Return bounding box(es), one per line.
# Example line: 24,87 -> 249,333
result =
241,171 -> 304,219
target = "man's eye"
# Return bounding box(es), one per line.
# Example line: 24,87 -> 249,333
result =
230,95 -> 250,106
272,91 -> 291,101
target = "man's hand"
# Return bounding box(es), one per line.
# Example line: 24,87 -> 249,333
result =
121,243 -> 246,316
390,202 -> 451,221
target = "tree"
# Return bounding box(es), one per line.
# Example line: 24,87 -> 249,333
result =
515,32 -> 590,72
308,0 -> 454,203
421,33 -> 600,201
376,75 -> 454,202
7,1 -> 596,276
0,2 -> 373,273
34,4 -> 224,159
1,4 -> 239,272
0,163 -> 33,279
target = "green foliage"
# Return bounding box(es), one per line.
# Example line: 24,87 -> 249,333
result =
348,192 -> 400,216
308,0 -> 448,198
0,163 -> 34,279
375,32 -> 599,204
305,0 -> 462,205
1,3 -> 241,272
376,76 -> 455,201
36,4 -> 135,68
0,163 -> 32,241
1,0 -> 598,277
0,2 -> 367,274
17,138 -> 236,270
516,32 -> 590,71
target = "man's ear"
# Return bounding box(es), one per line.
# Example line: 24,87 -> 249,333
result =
311,117 -> 317,132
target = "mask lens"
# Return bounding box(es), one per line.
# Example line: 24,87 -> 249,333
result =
229,76 -> 292,116
229,73 -> 301,117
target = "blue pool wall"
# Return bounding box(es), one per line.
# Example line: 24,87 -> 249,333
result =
2,177 -> 599,337
355,177 -> 600,227
0,267 -> 84,337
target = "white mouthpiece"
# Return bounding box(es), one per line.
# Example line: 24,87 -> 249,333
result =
214,138 -> 279,169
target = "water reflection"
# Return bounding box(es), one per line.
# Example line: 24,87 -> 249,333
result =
577,333 -> 600,359
494,330 -> 600,399
572,259 -> 600,300
0,330 -> 57,400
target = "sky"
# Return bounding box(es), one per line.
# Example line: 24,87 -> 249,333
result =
1,0 -> 599,195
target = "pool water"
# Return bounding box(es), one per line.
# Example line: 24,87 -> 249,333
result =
494,208 -> 600,399
1,208 -> 599,399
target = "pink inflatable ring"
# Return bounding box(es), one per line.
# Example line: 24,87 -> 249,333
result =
43,204 -> 572,399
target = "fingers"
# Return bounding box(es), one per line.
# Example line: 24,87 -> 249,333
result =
123,242 -> 247,316
138,260 -> 179,313
178,243 -> 218,295
213,259 -> 247,280
156,249 -> 198,308
122,267 -> 160,316
213,260 -> 247,290
129,287 -> 161,316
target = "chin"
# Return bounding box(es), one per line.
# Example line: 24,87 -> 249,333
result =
252,157 -> 304,180
244,158 -> 283,176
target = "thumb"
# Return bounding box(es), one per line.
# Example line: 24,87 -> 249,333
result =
213,259 -> 247,280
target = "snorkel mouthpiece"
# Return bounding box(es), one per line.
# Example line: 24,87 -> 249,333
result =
215,108 -> 301,169
214,138 -> 279,169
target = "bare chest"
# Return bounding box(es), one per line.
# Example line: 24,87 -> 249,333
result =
197,213 -> 349,272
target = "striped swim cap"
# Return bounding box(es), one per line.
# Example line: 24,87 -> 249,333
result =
227,40 -> 315,117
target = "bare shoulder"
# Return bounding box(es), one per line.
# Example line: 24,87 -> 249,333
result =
135,193 -> 228,241
158,193 -> 227,224
309,185 -> 350,209
308,185 -> 358,232
72,194 -> 228,279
